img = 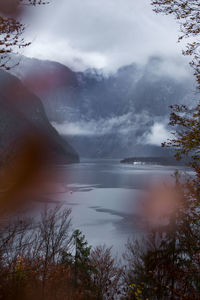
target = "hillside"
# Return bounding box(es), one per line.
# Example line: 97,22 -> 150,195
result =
0,70 -> 79,164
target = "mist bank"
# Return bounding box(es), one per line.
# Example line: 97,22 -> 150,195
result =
10,55 -> 197,158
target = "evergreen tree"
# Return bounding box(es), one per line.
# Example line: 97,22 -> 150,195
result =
61,229 -> 93,289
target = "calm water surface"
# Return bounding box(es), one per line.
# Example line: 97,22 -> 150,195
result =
46,159 -> 191,255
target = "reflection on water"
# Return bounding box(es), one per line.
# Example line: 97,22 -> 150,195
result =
50,159 -> 190,255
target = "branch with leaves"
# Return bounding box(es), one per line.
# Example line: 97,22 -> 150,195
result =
162,104 -> 200,170
0,0 -> 48,70
152,0 -> 200,88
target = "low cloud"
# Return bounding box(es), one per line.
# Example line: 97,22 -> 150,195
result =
51,113 -> 133,136
140,122 -> 172,146
23,0 -> 189,73
51,111 -> 165,142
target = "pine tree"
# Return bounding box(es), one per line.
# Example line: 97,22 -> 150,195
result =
61,229 -> 93,289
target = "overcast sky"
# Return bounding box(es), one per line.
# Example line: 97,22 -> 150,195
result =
21,0 -> 189,72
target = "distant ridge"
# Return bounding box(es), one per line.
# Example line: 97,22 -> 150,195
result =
9,54 -> 197,158
120,157 -> 186,166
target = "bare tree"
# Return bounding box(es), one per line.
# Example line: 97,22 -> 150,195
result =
90,245 -> 122,300
0,206 -> 72,299
34,206 -> 72,297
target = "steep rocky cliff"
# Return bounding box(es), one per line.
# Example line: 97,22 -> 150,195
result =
0,70 -> 79,164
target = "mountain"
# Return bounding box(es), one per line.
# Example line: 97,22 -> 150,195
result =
10,55 -> 197,158
0,70 -> 79,164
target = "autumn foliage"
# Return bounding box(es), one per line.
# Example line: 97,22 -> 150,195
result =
0,0 -> 48,70
0,207 -> 122,300
121,1 -> 200,299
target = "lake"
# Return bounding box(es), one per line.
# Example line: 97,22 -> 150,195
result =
44,159 -> 191,256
